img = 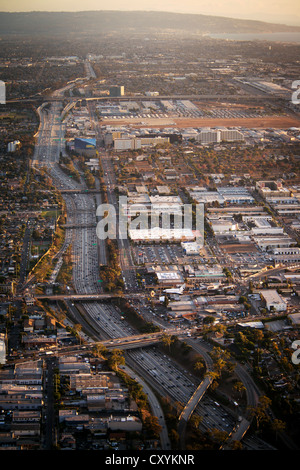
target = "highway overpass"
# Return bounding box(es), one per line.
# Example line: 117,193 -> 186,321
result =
34,293 -> 126,301
39,330 -> 192,356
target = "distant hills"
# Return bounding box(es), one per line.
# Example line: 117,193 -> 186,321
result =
1,10 -> 300,36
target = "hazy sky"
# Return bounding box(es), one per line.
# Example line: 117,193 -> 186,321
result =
1,0 -> 300,26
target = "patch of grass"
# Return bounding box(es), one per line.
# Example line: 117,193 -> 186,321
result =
41,209 -> 61,218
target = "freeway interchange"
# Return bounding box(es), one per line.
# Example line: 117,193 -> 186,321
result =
29,82 -> 263,450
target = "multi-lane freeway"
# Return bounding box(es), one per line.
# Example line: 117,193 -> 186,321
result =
87,100 -> 138,290
29,81 -> 265,450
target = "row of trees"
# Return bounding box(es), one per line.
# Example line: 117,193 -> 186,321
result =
99,239 -> 123,292
91,343 -> 162,439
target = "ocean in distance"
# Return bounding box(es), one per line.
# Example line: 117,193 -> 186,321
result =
208,32 -> 300,43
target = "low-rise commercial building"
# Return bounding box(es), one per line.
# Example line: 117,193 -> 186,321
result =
260,290 -> 287,312
254,236 -> 296,251
114,136 -> 169,151
256,180 -> 290,199
128,227 -> 196,242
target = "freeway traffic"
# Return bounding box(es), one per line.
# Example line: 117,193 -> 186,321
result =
29,81 -> 261,449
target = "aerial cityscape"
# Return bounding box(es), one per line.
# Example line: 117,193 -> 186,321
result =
0,4 -> 300,456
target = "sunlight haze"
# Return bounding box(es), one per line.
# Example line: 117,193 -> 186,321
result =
1,0 -> 300,26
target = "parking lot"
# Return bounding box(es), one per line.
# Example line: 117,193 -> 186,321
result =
133,244 -> 201,265
229,250 -> 273,268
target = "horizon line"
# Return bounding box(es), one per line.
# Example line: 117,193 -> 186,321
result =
0,9 -> 297,24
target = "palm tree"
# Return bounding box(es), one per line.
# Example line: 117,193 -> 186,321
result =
233,381 -> 246,399
193,357 -> 205,373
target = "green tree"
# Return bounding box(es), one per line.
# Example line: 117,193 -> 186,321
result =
92,343 -> 108,359
233,381 -> 246,399
161,333 -> 174,351
271,419 -> 286,441
107,349 -> 125,370
248,395 -> 272,430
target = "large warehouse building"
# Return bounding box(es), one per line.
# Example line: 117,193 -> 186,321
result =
260,290 -> 287,312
